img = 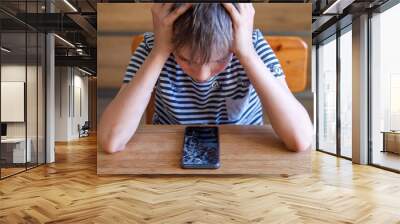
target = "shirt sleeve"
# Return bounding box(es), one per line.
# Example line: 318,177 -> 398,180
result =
252,29 -> 285,79
122,32 -> 154,83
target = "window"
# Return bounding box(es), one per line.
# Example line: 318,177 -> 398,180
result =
316,25 -> 353,159
0,1 -> 47,179
370,2 -> 400,171
317,36 -> 337,154
339,28 -> 352,158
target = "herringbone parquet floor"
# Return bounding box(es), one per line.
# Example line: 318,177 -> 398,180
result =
1,134 -> 400,224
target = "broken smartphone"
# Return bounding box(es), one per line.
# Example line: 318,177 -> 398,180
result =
181,126 -> 220,169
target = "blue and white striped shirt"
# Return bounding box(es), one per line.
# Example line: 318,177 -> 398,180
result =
123,29 -> 285,125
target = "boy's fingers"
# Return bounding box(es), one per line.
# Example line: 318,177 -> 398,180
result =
162,3 -> 174,11
166,3 -> 192,23
248,4 -> 255,11
237,3 -> 245,13
243,3 -> 255,15
151,3 -> 161,13
222,3 -> 240,21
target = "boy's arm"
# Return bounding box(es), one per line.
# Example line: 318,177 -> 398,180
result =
98,3 -> 192,154
239,50 -> 313,152
98,49 -> 169,154
223,3 -> 313,152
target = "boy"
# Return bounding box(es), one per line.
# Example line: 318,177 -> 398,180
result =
99,3 -> 313,154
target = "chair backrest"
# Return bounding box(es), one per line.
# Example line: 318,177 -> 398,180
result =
130,34 -> 308,124
82,121 -> 90,129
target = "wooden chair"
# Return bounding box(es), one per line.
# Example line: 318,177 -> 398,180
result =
131,34 -> 308,124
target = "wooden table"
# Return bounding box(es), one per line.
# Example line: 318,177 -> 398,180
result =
97,125 -> 311,175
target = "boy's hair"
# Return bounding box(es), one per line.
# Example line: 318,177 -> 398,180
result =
171,3 -> 238,65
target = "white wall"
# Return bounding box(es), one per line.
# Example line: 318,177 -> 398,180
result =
1,63 -> 46,164
55,67 -> 70,141
1,65 -> 26,141
1,65 -> 37,138
54,67 -> 89,141
72,72 -> 89,138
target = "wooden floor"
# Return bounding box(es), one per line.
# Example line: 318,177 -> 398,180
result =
1,135 -> 400,223
1,167 -> 26,178
1,163 -> 45,178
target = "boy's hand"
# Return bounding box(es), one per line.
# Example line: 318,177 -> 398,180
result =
151,3 -> 192,56
222,3 -> 256,59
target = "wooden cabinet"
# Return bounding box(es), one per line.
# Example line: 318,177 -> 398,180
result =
382,131 -> 400,154
0,138 -> 32,166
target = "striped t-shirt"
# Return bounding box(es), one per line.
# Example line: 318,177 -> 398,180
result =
123,29 -> 285,125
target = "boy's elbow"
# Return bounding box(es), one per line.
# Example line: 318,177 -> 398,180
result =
290,140 -> 311,152
102,143 -> 118,154
98,123 -> 128,154
102,140 -> 126,154
288,135 -> 312,152
100,130 -> 127,154
289,124 -> 314,152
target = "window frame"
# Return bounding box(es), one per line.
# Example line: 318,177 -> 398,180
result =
315,23 -> 353,161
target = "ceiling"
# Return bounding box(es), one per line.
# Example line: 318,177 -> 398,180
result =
0,0 -> 97,74
311,0 -> 390,43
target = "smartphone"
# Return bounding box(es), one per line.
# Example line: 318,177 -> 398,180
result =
181,126 -> 220,169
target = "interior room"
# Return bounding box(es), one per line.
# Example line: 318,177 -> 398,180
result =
0,17 -> 46,178
0,0 -> 97,179
0,0 -> 399,223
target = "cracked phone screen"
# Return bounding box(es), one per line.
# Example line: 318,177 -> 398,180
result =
182,127 -> 219,167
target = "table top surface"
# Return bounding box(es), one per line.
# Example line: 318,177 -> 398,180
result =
97,125 -> 311,175
1,137 -> 28,143
381,130 -> 400,134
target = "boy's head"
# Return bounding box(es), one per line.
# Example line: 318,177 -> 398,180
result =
170,3 -> 238,83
